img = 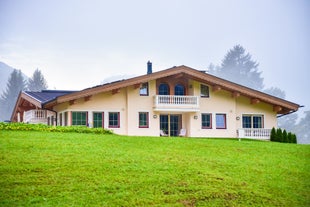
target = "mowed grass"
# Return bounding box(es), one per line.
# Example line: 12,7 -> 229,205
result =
0,131 -> 309,207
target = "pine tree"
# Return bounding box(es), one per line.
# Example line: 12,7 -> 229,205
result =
27,69 -> 48,91
292,134 -> 297,144
270,127 -> 276,142
212,45 -> 264,90
276,128 -> 283,142
0,70 -> 27,121
282,130 -> 288,143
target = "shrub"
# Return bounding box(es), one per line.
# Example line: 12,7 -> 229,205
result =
287,132 -> 293,143
270,127 -> 276,141
292,134 -> 297,144
276,128 -> 283,142
283,129 -> 288,143
0,122 -> 113,135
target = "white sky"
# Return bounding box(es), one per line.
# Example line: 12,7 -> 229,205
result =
0,0 -> 309,113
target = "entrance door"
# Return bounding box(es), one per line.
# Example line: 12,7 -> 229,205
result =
160,114 -> 182,136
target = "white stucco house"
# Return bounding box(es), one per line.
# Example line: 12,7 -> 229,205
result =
11,63 -> 300,139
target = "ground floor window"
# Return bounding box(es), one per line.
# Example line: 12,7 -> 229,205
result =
202,113 -> 212,129
93,112 -> 104,128
109,112 -> 120,128
139,112 -> 149,128
242,115 -> 264,128
72,111 -> 88,126
59,113 -> 63,126
216,114 -> 226,129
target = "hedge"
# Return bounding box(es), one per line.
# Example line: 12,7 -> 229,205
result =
0,122 -> 113,135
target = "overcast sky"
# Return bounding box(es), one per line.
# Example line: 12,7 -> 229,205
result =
0,0 -> 309,113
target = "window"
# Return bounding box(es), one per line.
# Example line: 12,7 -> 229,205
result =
242,115 -> 264,128
139,112 -> 149,128
175,84 -> 185,95
109,112 -> 120,128
93,112 -> 104,128
72,112 -> 88,126
216,114 -> 226,129
159,83 -> 170,95
202,113 -> 212,129
140,83 -> 149,96
201,84 -> 209,98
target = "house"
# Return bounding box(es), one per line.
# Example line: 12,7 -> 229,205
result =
11,63 -> 300,139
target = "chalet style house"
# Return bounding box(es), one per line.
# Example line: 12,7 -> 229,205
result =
11,62 -> 300,139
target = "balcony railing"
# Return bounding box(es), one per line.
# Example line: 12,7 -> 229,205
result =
238,128 -> 271,140
24,110 -> 48,124
154,95 -> 199,112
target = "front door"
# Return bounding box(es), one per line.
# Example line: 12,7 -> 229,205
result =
160,114 -> 182,136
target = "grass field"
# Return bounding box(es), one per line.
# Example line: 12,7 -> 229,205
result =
0,130 -> 309,206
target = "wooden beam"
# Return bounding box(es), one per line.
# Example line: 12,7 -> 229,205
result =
273,105 -> 282,112
133,83 -> 141,89
112,88 -> 120,95
212,85 -> 221,92
84,96 -> 91,102
69,100 -> 76,105
232,91 -> 240,98
251,98 -> 260,105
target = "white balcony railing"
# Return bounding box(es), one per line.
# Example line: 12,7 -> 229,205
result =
24,110 -> 48,124
238,128 -> 271,140
154,95 -> 199,112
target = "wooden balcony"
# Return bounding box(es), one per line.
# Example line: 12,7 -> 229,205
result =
238,128 -> 271,140
153,95 -> 199,112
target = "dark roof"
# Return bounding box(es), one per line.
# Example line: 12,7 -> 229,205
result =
24,90 -> 77,104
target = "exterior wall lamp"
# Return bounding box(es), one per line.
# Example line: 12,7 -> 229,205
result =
153,115 -> 157,119
194,115 -> 198,120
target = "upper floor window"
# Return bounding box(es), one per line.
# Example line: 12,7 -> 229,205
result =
216,113 -> 226,129
175,84 -> 185,95
242,115 -> 263,128
140,83 -> 149,96
159,83 -> 170,95
72,111 -> 88,126
201,84 -> 209,98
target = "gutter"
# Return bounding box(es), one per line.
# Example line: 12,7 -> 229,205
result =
277,105 -> 304,118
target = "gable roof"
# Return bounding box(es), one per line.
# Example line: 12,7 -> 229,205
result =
24,90 -> 77,105
43,65 -> 300,115
10,90 -> 76,121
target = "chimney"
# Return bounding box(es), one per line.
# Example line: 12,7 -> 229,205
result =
147,61 -> 152,74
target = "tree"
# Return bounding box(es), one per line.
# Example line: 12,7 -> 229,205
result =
276,128 -> 283,142
0,70 -> 27,121
264,87 -> 286,99
294,111 -> 310,144
27,69 -> 48,91
210,45 -> 264,90
270,127 -> 276,142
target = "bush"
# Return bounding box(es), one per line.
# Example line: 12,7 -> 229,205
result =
283,130 -> 288,143
270,127 -> 276,141
270,127 -> 297,144
276,128 -> 283,142
0,122 -> 113,135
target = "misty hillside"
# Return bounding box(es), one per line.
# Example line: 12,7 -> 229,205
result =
0,62 -> 28,94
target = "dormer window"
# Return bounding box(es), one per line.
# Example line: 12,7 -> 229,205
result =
140,83 -> 149,96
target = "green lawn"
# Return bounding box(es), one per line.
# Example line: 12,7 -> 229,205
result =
0,131 -> 309,206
